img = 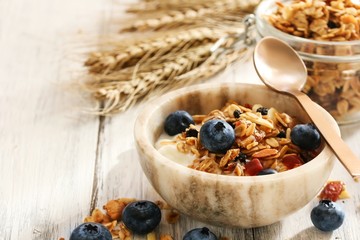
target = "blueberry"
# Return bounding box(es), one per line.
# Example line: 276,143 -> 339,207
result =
290,123 -> 321,150
256,107 -> 268,115
164,110 -> 194,136
311,200 -> 345,232
199,119 -> 235,153
70,222 -> 112,240
122,200 -> 161,235
257,168 -> 277,175
183,227 -> 218,240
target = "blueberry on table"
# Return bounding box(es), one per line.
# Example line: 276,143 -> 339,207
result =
164,110 -> 194,136
257,168 -> 277,175
311,200 -> 345,232
290,123 -> 321,150
69,222 -> 112,240
183,227 -> 218,240
199,119 -> 235,153
122,200 -> 161,235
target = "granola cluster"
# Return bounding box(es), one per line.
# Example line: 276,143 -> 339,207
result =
158,101 -> 322,176
268,0 -> 360,41
83,198 -> 178,240
303,62 -> 360,119
267,0 -> 360,120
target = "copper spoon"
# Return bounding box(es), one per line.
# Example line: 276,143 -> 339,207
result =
253,36 -> 360,178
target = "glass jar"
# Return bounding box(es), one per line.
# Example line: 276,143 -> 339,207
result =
255,0 -> 360,124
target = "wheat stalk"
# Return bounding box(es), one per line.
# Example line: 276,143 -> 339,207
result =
84,43 -> 214,115
84,27 -> 238,74
121,0 -> 260,32
79,0 -> 257,115
83,32 -> 251,115
127,0 -> 259,13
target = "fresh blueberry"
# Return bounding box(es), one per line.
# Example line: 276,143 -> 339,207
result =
69,222 -> 112,240
122,200 -> 161,235
199,119 -> 235,153
311,200 -> 345,232
290,123 -> 321,150
256,107 -> 268,115
164,110 -> 194,136
183,227 -> 218,240
257,168 -> 277,175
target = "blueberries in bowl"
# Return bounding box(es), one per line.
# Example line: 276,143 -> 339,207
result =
200,119 -> 235,153
70,222 -> 112,240
290,123 -> 321,150
122,200 -> 162,235
164,110 -> 194,136
183,227 -> 218,240
311,200 -> 345,232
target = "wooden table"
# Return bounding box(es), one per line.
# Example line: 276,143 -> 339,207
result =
1,0 -> 360,239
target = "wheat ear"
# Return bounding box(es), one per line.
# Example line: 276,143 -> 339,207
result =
84,44 -> 214,115
84,27 -> 235,74
121,0 -> 260,32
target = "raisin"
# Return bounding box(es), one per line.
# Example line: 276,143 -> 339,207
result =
277,131 -> 286,138
327,21 -> 338,29
256,107 -> 268,115
233,109 -> 241,118
186,128 -> 198,138
235,152 -> 247,163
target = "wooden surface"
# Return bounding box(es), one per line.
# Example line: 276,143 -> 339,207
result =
0,0 -> 359,239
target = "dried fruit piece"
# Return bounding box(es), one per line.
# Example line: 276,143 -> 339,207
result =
282,154 -> 303,169
319,181 -> 349,201
244,158 -> 263,176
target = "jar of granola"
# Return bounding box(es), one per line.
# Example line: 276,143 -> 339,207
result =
255,0 -> 360,124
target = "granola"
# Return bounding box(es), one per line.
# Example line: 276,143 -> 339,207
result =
157,101 -> 322,176
266,0 -> 360,121
82,198 -> 179,240
268,0 -> 360,41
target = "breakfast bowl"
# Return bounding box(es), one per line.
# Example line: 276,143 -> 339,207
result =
134,82 -> 339,228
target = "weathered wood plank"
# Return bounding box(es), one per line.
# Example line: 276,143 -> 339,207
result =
0,0 -> 106,239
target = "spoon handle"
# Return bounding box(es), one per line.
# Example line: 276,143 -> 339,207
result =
291,90 -> 360,178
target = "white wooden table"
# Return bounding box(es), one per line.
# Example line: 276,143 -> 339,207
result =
1,0 -> 360,239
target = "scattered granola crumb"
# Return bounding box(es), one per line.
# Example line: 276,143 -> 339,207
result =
147,231 -> 157,240
165,209 -> 180,224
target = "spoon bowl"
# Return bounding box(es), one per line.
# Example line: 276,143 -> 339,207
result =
253,36 -> 360,179
254,36 -> 307,92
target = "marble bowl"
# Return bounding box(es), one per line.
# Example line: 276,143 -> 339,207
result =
134,82 -> 339,228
